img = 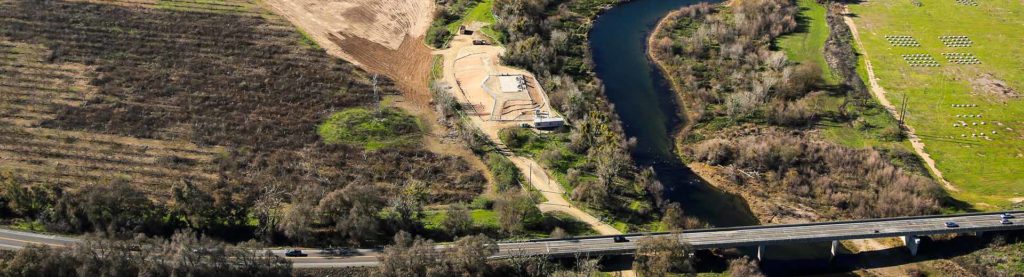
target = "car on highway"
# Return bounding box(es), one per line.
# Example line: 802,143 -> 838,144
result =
613,236 -> 629,243
1002,219 -> 1013,225
1002,213 -> 1015,219
945,222 -> 959,228
284,250 -> 308,257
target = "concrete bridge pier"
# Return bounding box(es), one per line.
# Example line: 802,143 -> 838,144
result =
756,245 -> 765,261
830,240 -> 840,258
902,235 -> 921,256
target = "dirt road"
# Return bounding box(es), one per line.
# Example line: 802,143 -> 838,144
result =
468,116 -> 621,235
437,34 -> 620,235
509,156 -> 622,235
843,8 -> 958,193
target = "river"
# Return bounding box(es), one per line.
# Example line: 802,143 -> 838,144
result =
590,0 -> 758,229
589,0 -> 847,273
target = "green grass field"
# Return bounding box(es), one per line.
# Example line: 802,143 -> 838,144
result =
773,1 -> 922,174
849,0 -> 1024,208
445,0 -> 504,42
318,107 -> 422,150
776,0 -> 837,84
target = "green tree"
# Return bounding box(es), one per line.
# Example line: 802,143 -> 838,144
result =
45,182 -> 162,236
0,172 -> 55,219
170,180 -> 217,233
383,180 -> 428,233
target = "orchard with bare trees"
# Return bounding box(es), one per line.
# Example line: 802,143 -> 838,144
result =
0,0 -> 485,246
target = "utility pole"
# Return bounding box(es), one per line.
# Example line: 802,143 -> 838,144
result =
371,74 -> 381,115
899,93 -> 908,126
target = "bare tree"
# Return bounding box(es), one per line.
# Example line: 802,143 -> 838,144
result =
728,256 -> 765,277
633,235 -> 694,276
442,203 -> 474,237
495,190 -> 541,235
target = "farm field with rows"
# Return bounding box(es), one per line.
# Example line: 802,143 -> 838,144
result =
0,0 -> 483,215
849,0 -> 1024,209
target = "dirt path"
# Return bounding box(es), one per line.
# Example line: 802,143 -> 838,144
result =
509,156 -> 622,235
843,8 -> 958,192
438,34 -> 621,236
468,117 -> 621,235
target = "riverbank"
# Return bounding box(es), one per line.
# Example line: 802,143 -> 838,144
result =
645,0 -> 944,222
648,5 -> 827,226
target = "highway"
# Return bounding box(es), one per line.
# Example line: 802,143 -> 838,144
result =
496,211 -> 1024,258
0,211 -> 1021,267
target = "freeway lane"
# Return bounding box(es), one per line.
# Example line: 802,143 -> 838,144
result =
0,228 -> 80,250
496,211 -> 1024,257
0,211 -> 1021,267
267,250 -> 382,268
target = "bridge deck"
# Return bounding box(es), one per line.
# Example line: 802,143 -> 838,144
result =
495,211 -> 1024,257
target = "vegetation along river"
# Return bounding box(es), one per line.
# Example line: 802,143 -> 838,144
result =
590,0 -> 847,271
590,0 -> 756,228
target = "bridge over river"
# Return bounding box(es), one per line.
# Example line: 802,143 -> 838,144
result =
2,211 -> 1020,268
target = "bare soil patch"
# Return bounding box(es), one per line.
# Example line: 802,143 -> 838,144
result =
264,0 -> 465,169
971,73 -> 1020,100
330,34 -> 434,102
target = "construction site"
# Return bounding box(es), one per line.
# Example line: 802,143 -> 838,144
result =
441,26 -> 562,129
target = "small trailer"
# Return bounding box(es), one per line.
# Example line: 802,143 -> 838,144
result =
533,117 -> 564,129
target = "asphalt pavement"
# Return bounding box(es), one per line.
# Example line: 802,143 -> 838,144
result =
0,211 -> 1020,268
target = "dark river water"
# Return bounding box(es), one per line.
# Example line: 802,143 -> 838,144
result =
590,0 -> 850,274
590,0 -> 757,229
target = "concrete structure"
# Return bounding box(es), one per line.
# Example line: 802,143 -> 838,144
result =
495,211 -> 1024,261
2,210 -> 1021,267
498,75 -> 526,93
449,41 -> 557,122
534,117 -> 565,129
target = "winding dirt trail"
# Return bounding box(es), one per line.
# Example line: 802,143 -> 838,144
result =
842,8 -> 958,192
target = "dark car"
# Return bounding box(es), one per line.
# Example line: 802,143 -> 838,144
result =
945,222 -> 959,228
613,236 -> 629,243
284,250 -> 307,257
1002,219 -> 1013,225
1002,213 -> 1015,219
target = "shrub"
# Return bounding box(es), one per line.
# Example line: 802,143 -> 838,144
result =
880,124 -> 906,141
689,131 -> 942,219
486,152 -> 522,191
470,195 -> 494,209
44,182 -> 165,236
498,127 -> 534,149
